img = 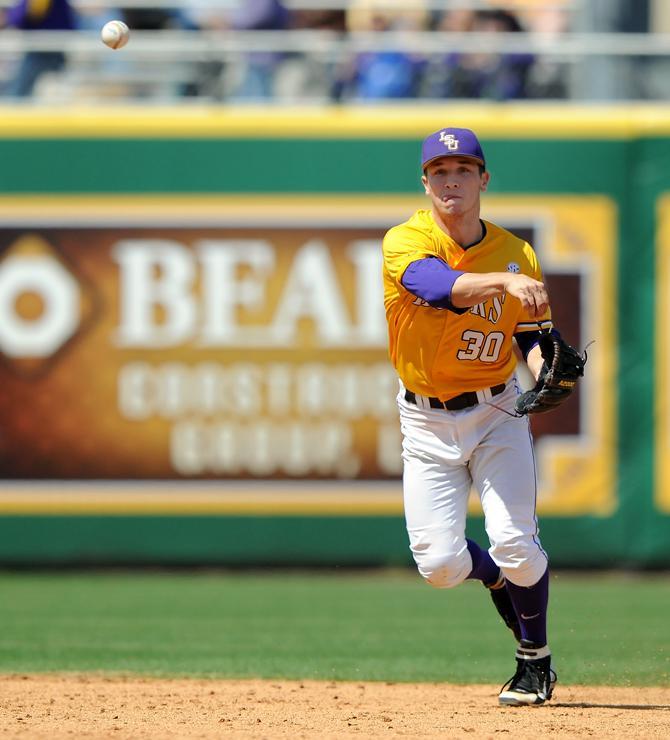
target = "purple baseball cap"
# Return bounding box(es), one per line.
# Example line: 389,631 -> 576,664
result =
421,127 -> 486,170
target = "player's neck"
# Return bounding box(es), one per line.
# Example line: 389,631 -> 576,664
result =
432,210 -> 484,248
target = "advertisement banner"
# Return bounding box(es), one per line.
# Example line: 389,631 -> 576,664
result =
0,195 -> 615,515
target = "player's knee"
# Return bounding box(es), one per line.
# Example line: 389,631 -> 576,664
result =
414,548 -> 470,589
492,538 -> 547,587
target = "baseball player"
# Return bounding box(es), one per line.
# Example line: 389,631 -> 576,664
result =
383,127 -> 584,706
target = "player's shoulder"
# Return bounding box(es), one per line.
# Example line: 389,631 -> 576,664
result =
385,209 -> 433,240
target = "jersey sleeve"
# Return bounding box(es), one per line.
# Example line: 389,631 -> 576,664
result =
514,242 -> 553,333
382,224 -> 441,288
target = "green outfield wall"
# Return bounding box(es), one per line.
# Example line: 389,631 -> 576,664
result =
0,104 -> 668,567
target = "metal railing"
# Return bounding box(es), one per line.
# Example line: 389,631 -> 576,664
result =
2,29 -> 669,58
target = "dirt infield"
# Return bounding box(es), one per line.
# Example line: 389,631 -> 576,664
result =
0,675 -> 668,739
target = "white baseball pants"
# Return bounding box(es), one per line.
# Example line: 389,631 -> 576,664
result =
398,379 -> 548,589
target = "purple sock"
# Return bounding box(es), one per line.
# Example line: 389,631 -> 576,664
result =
465,539 -> 500,586
505,568 -> 549,646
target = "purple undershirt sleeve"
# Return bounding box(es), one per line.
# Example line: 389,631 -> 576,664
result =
401,257 -> 468,313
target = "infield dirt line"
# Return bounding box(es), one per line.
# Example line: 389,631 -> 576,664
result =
0,675 -> 668,739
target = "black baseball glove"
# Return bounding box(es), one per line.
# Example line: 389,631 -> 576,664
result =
514,332 -> 587,415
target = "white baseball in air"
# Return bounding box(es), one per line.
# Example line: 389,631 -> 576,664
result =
101,20 -> 130,50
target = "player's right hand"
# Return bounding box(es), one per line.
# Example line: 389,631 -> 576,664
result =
504,274 -> 549,318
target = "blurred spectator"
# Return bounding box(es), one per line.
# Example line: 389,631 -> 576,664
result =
433,7 -> 476,34
507,0 -> 570,97
346,0 -> 428,34
335,6 -> 428,101
226,0 -> 290,100
121,6 -> 198,32
120,4 -> 203,98
494,0 -> 571,35
424,8 -> 534,100
292,8 -> 346,31
276,9 -> 346,101
1,0 -> 78,98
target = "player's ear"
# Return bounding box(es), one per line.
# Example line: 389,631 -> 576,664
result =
421,174 -> 430,195
480,171 -> 490,192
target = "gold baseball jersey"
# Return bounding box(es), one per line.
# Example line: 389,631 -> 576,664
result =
383,209 -> 552,400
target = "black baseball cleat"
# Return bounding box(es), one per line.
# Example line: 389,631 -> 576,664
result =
487,574 -> 522,642
498,641 -> 557,706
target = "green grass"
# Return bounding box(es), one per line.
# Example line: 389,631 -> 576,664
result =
0,570 -> 667,686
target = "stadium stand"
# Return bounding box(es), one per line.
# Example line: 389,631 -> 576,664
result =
0,0 -> 668,102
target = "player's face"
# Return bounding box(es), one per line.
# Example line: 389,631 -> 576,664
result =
422,157 -> 489,218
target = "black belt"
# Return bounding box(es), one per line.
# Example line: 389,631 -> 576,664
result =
404,383 -> 505,412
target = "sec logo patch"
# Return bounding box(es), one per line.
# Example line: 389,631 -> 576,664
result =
506,262 -> 520,273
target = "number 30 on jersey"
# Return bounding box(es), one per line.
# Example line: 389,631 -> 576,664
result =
456,330 -> 504,363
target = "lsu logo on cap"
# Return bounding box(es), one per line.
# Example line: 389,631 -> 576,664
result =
439,131 -> 459,151
422,127 -> 485,169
